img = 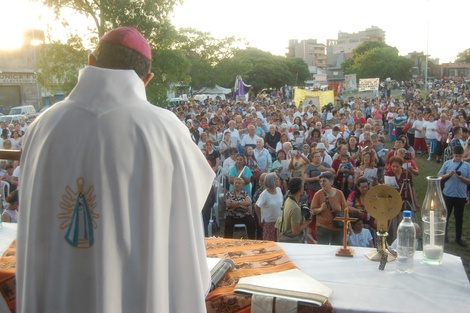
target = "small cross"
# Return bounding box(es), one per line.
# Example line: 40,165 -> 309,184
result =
334,208 -> 358,257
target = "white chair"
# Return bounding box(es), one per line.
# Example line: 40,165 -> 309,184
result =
443,146 -> 452,162
233,205 -> 254,239
1,181 -> 10,209
208,179 -> 226,236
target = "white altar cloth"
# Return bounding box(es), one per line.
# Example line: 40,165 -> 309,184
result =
278,243 -> 470,313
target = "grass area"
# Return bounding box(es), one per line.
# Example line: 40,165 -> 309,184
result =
386,142 -> 470,279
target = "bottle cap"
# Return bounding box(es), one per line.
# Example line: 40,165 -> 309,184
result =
403,210 -> 412,218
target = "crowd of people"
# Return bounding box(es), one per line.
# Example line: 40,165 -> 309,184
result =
185,78 -> 470,247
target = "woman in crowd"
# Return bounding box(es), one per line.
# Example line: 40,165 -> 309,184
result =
198,131 -> 208,149
207,125 -> 219,147
2,189 -> 18,223
288,147 -> 309,179
305,128 -> 322,146
347,177 -> 376,238
218,130 -> 232,162
384,156 -> 414,244
246,146 -> 262,192
398,134 -> 416,159
205,140 -> 220,173
354,151 -> 378,186
234,114 -> 246,134
304,150 -> 335,204
406,111 -> 416,147
354,111 -> 367,125
353,122 -> 363,138
276,132 -> 290,152
422,114 -> 437,161
310,172 -> 347,245
255,173 -> 283,241
223,177 -> 256,239
292,116 -> 306,133
386,105 -> 396,141
347,136 -> 360,163
252,173 -> 268,240
269,149 -> 289,193
254,138 -> 272,174
9,131 -> 22,150
227,154 -> 253,197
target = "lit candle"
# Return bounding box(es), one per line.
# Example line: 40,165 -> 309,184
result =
430,200 -> 435,247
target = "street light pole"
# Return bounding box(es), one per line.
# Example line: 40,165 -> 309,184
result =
424,6 -> 429,93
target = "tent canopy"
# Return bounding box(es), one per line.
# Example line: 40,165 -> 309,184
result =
193,85 -> 231,95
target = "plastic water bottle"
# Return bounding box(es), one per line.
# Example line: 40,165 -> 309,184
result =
396,210 -> 416,273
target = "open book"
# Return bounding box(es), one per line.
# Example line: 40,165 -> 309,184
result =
234,268 -> 332,306
207,257 -> 235,291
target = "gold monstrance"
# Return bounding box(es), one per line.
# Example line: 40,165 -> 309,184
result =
364,185 -> 402,270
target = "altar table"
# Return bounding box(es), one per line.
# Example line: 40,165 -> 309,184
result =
2,224 -> 470,313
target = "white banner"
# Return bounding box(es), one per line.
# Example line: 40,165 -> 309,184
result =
358,78 -> 379,92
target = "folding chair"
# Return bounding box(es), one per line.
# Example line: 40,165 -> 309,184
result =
1,181 -> 10,209
443,146 -> 452,162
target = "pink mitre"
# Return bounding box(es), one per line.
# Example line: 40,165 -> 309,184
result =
101,26 -> 152,60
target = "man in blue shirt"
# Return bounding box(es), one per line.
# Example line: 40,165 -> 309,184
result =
439,145 -> 470,247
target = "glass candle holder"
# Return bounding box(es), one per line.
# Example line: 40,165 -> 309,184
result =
421,176 -> 447,265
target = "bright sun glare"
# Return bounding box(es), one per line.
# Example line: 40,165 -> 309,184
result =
0,0 -> 42,50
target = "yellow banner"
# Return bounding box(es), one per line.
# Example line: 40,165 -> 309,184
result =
293,89 -> 334,109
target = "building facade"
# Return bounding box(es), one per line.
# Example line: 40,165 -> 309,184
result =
0,29 -> 44,112
287,39 -> 327,78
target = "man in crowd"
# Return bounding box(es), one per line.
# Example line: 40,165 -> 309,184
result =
17,27 -> 214,313
439,145 -> 470,247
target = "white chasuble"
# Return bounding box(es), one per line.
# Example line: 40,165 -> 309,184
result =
17,66 -> 214,313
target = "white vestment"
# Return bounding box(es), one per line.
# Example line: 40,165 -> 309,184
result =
17,66 -> 215,313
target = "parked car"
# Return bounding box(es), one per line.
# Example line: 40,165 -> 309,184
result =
9,105 -> 36,120
0,115 -> 27,125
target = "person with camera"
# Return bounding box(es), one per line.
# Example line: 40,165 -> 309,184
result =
277,177 -> 312,243
438,145 -> 470,247
384,156 -> 415,244
310,172 -> 348,245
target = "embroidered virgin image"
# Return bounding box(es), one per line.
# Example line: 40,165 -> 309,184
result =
57,177 -> 99,248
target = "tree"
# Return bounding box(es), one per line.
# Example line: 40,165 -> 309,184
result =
342,41 -> 412,81
455,49 -> 470,63
214,48 -> 310,94
41,0 -> 179,45
36,35 -> 88,96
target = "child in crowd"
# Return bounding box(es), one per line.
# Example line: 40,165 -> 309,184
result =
338,154 -> 354,189
348,219 -> 374,248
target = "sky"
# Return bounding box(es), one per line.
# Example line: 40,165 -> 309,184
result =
0,0 -> 467,63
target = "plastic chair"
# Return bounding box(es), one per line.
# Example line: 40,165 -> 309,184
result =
208,179 -> 226,236
234,205 -> 253,239
1,181 -> 10,208
443,146 -> 452,162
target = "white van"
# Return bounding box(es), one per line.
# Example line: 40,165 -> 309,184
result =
9,105 -> 36,119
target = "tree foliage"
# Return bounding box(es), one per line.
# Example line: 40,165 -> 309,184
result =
214,48 -> 310,94
36,35 -> 88,95
41,0 -> 179,45
342,41 -> 412,81
455,48 -> 470,63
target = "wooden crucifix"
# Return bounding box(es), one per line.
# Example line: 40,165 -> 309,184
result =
334,207 -> 357,257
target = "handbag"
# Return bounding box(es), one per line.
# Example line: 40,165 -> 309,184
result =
402,122 -> 411,133
332,210 -> 344,228
441,161 -> 463,190
323,190 -> 344,228
251,168 -> 262,181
